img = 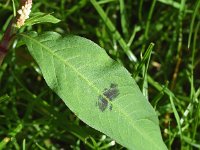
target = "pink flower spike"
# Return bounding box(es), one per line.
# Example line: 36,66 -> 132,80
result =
16,0 -> 32,28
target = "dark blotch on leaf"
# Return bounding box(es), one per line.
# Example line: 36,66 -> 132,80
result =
97,83 -> 119,112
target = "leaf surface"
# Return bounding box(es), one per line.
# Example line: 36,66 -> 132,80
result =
21,32 -> 167,150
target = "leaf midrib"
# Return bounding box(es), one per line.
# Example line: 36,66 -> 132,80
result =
21,33 -> 161,149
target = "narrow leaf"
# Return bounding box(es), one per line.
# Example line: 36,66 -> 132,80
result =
21,32 -> 167,150
25,12 -> 60,26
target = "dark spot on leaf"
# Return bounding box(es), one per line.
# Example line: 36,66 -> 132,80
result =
97,83 -> 119,112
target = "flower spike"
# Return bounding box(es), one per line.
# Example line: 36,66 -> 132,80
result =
16,0 -> 32,28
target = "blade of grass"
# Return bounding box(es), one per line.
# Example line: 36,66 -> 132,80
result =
127,25 -> 141,47
0,123 -> 23,149
144,0 -> 156,39
22,139 -> 26,150
141,0 -> 156,56
134,43 -> 154,98
171,0 -> 186,89
65,0 -> 88,17
11,0 -> 16,16
187,0 -> 200,49
119,0 -> 128,39
148,75 -> 182,139
191,21 -> 200,142
169,95 -> 182,137
147,75 -> 178,103
157,0 -> 181,9
90,0 -> 137,62
98,0 -> 117,5
142,43 -> 154,99
138,0 -> 144,22
134,43 -> 154,78
152,86 -> 166,109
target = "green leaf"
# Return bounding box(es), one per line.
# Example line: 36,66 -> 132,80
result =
21,32 -> 167,150
25,12 -> 60,26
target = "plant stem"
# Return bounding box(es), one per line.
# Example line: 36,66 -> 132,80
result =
0,19 -> 15,65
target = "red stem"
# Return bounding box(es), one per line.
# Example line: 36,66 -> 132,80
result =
0,0 -> 32,65
0,19 -> 14,54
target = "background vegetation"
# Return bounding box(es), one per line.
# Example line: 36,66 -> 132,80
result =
0,0 -> 199,149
